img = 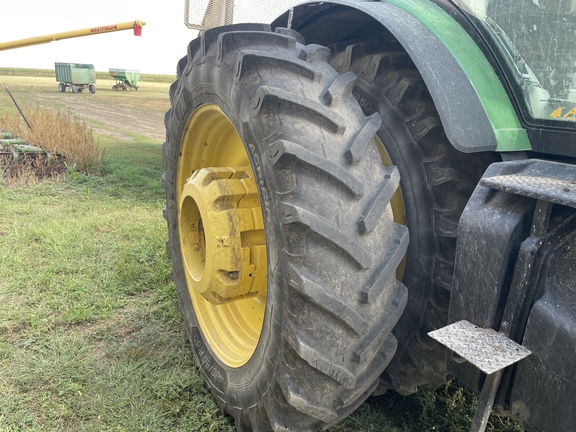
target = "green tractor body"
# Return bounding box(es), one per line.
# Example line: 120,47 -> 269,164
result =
164,1 -> 576,430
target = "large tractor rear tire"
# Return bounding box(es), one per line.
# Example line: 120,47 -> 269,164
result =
164,25 -> 409,430
330,42 -> 497,394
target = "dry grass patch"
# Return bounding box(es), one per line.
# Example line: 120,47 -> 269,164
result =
0,104 -> 105,180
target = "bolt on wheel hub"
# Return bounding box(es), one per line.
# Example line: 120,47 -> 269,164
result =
179,166 -> 266,305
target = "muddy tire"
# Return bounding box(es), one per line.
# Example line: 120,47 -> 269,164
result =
330,42 -> 497,394
164,25 -> 409,430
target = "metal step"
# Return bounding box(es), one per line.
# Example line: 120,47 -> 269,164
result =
429,320 -> 531,432
428,319 -> 531,375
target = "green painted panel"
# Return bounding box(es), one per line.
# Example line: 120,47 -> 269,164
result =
382,0 -> 531,151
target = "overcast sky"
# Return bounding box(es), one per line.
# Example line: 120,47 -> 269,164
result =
0,0 -> 302,75
0,0 -> 197,75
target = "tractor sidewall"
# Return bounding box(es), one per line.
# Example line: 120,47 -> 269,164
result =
167,87 -> 286,405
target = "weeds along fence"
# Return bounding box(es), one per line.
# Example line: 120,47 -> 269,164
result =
0,104 -> 105,175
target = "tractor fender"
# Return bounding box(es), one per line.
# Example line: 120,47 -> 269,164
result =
272,0 -> 531,153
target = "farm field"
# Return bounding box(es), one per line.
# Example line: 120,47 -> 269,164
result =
0,71 -> 170,142
0,69 -> 524,431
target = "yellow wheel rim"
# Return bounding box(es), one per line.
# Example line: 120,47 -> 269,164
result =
177,104 -> 267,368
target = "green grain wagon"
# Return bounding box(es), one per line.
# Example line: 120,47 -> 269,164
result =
109,68 -> 141,91
54,62 -> 96,94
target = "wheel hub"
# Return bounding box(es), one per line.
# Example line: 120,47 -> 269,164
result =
179,166 -> 266,305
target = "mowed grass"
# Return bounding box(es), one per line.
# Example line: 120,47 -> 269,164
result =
0,71 -> 236,431
0,70 -> 526,432
0,179 -> 223,430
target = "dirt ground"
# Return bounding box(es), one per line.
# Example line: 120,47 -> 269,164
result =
1,76 -> 172,143
46,93 -> 168,142
37,86 -> 171,143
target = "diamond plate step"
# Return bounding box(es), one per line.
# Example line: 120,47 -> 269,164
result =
480,159 -> 576,208
428,320 -> 531,375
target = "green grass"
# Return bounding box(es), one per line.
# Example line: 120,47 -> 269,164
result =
0,69 -> 526,432
0,140 -> 236,431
